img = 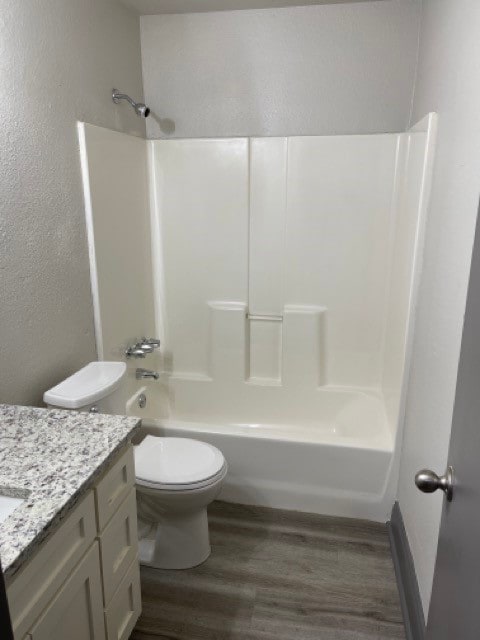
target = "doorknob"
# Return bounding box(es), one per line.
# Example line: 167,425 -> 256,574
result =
415,466 -> 454,501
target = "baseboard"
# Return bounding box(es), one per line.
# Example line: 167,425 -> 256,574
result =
387,502 -> 425,640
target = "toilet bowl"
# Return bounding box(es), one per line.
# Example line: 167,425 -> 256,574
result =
135,435 -> 227,569
43,362 -> 228,570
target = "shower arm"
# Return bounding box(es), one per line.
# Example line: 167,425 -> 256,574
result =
112,89 -> 150,118
112,90 -> 137,109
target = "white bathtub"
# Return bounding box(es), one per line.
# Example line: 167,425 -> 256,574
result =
128,386 -> 396,522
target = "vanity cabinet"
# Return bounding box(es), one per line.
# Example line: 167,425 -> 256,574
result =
6,446 -> 141,640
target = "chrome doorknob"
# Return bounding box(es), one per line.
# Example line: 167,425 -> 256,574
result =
415,466 -> 454,502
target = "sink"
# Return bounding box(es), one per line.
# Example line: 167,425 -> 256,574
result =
0,495 -> 25,525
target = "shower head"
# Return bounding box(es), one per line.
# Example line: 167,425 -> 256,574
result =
112,89 -> 150,118
135,103 -> 150,118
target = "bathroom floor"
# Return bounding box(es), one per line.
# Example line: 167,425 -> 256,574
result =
130,501 -> 405,640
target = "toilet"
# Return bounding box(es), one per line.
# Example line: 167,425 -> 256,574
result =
43,361 -> 227,570
134,435 -> 227,569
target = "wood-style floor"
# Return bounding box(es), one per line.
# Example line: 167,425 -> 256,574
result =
130,501 -> 405,640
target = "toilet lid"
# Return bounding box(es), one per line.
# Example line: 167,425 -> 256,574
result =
43,361 -> 126,409
134,436 -> 226,486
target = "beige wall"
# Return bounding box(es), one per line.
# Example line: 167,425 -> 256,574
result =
397,0 -> 480,618
0,0 -> 145,405
140,0 -> 421,139
122,0 -> 394,15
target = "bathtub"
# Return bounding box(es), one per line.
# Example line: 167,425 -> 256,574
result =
127,385 -> 396,522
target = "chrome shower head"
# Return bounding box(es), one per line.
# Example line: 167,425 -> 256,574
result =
112,89 -> 150,118
135,103 -> 150,118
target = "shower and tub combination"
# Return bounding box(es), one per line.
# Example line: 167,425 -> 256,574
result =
78,112 -> 437,524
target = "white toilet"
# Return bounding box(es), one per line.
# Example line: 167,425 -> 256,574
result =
43,361 -> 227,570
134,435 -> 227,569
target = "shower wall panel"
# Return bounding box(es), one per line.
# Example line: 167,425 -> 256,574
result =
151,133 -> 402,400
381,115 -> 437,434
249,137 -> 287,317
78,123 -> 156,363
151,139 -> 249,379
285,135 -> 399,387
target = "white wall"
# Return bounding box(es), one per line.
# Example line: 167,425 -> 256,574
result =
0,0 -> 145,405
140,0 -> 421,139
397,1 -> 480,618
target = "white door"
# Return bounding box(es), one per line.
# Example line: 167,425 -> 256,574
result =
416,209 -> 480,638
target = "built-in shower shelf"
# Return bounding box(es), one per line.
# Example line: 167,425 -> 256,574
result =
247,313 -> 283,322
246,377 -> 282,387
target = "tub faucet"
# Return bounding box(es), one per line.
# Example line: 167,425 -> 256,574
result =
136,368 -> 160,381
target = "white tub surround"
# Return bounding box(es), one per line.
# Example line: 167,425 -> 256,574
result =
80,115 -> 437,522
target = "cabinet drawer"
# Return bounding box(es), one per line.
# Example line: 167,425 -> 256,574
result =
29,542 -> 105,640
95,446 -> 135,532
7,491 -> 96,640
104,557 -> 141,640
99,488 -> 138,605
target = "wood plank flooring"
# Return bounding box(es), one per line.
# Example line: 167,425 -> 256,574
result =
130,501 -> 405,640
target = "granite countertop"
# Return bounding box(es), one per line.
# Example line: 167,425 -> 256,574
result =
0,404 -> 140,580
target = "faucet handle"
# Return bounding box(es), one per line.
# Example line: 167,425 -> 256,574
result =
125,337 -> 160,359
125,346 -> 146,359
141,337 -> 161,348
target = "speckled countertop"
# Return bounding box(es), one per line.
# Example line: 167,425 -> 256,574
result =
0,404 -> 140,580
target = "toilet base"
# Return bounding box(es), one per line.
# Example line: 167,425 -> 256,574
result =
135,461 -> 227,570
138,508 -> 211,570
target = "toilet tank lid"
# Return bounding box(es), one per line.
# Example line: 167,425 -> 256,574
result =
43,361 -> 127,409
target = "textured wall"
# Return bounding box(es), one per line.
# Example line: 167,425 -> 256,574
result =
140,0 -> 421,139
122,0 -> 388,15
0,0 -> 145,405
397,0 -> 480,618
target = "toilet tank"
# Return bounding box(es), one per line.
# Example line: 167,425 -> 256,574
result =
43,362 -> 127,415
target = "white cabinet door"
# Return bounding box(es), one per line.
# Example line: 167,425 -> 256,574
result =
29,543 -> 105,640
104,559 -> 141,640
8,491 -> 97,640
100,489 -> 139,606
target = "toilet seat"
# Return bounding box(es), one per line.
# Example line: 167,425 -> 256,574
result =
134,436 -> 227,491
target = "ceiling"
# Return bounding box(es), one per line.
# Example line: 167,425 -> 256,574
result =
120,0 -> 378,16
